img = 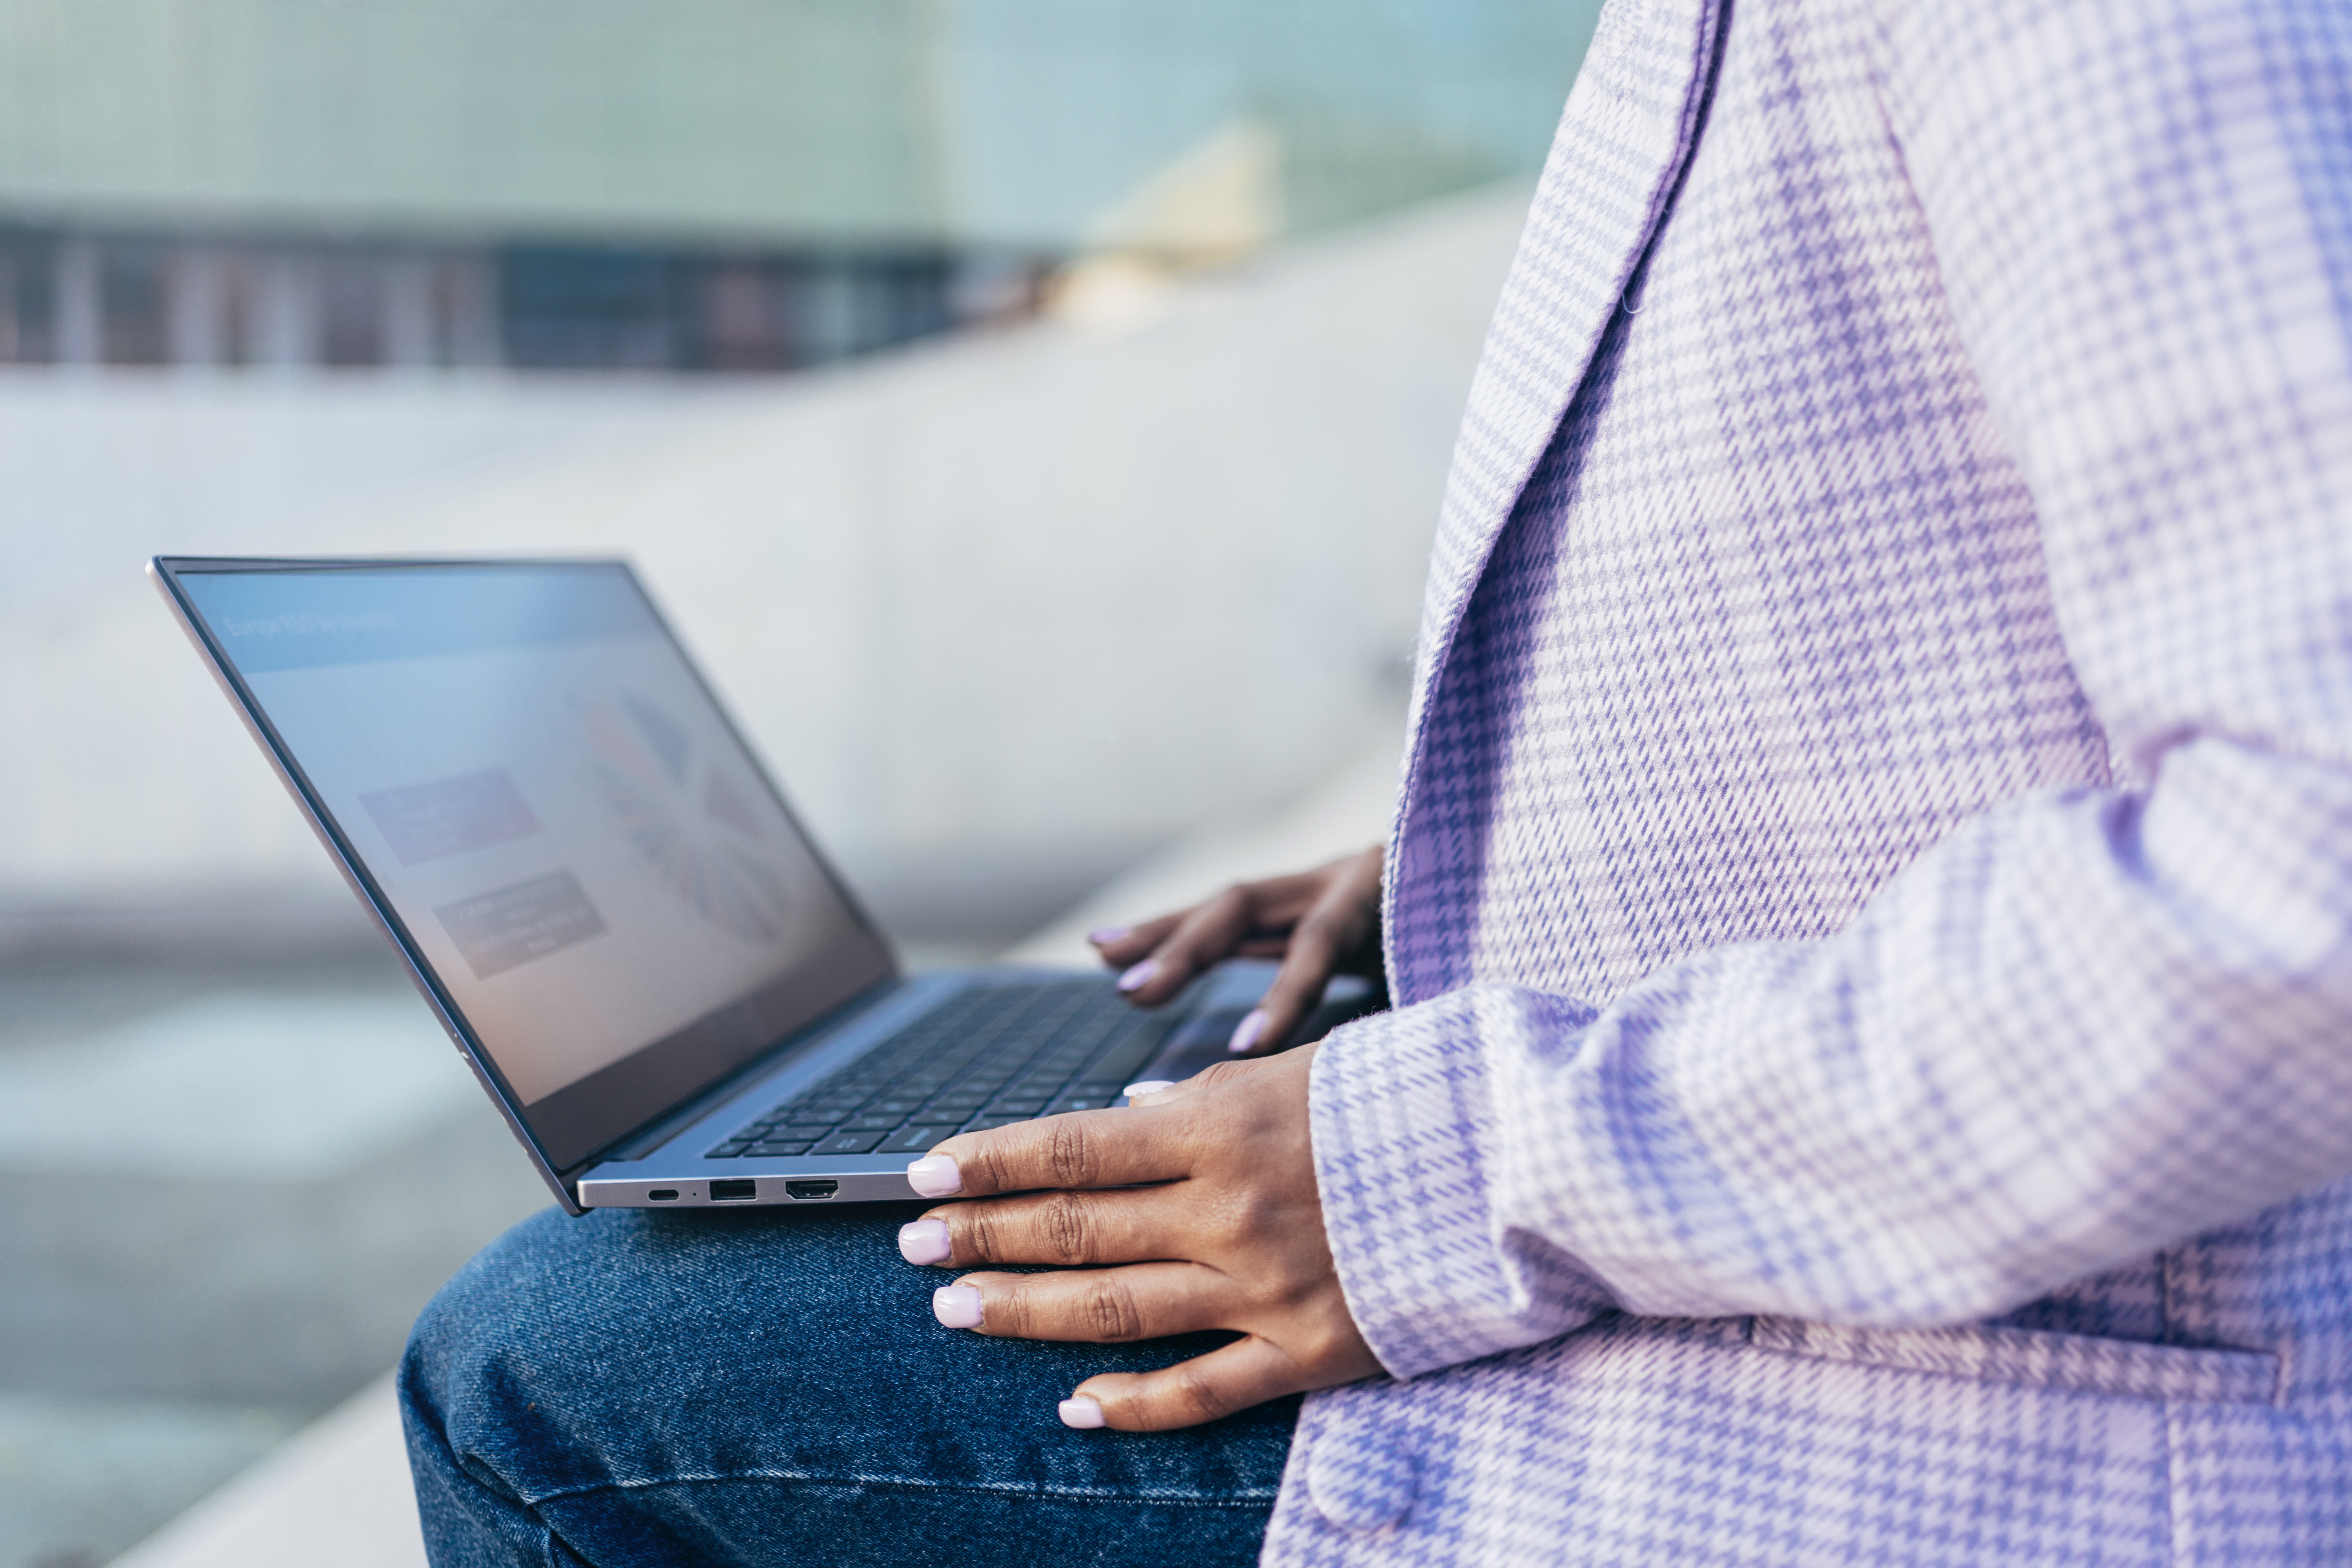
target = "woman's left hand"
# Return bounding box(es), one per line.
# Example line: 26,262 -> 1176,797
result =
896,1046 -> 1383,1430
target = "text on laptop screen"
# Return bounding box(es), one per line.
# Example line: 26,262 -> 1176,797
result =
179,565 -> 872,1117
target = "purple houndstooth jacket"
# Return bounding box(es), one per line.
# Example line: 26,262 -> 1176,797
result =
1263,0 -> 2352,1562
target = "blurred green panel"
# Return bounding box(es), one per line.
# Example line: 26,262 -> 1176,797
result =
0,0 -> 1599,249
0,0 -> 943,243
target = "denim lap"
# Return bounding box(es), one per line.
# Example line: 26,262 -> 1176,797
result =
401,1202 -> 1297,1567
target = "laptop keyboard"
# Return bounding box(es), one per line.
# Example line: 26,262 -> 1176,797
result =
703,978 -> 1178,1161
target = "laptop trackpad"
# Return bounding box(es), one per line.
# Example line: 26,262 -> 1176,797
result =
1139,969 -> 1385,1085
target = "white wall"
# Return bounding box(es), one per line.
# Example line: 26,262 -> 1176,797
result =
0,181 -> 1530,936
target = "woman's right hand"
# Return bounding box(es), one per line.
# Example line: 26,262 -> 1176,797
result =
1087,844 -> 1384,1056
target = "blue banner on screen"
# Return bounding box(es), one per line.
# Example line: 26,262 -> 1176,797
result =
181,565 -> 660,673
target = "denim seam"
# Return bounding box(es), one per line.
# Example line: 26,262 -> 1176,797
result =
525,1471 -> 1283,1511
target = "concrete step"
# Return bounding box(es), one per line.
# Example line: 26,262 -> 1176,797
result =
110,1376 -> 421,1568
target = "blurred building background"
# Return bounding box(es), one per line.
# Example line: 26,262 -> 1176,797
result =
0,0 -> 1589,374
0,1 -> 1602,1564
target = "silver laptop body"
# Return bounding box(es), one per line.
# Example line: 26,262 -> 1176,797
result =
150,556 -> 1371,1214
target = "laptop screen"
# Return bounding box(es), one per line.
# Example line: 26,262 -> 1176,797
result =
164,559 -> 893,1172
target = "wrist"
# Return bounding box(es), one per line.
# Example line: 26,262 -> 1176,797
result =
1307,985 -> 1614,1379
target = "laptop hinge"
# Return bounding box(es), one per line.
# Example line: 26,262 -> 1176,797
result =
581,976 -> 904,1168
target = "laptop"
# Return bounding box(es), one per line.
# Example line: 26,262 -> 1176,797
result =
149,556 -> 1378,1214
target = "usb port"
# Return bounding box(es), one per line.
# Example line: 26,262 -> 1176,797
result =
785,1179 -> 838,1201
709,1179 -> 757,1202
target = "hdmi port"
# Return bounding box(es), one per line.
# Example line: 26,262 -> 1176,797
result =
785,1179 -> 838,1201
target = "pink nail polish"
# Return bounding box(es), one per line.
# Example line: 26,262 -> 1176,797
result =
898,1218 -> 952,1265
1088,926 -> 1130,946
906,1155 -> 962,1198
1122,1080 -> 1175,1101
933,1284 -> 985,1328
1228,1009 -> 1267,1054
1058,1394 -> 1107,1429
1116,959 -> 1158,993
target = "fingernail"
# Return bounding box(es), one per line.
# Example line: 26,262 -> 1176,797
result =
906,1155 -> 962,1197
1122,1079 -> 1175,1102
1088,925 -> 1130,946
1228,1009 -> 1267,1054
1058,1394 -> 1106,1429
1116,959 -> 1158,993
897,1218 -> 952,1265
933,1284 -> 985,1329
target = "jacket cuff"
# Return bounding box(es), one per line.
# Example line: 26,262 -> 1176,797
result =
1308,984 -> 1618,1379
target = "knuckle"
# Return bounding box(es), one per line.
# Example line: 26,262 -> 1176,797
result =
1043,1194 -> 1097,1265
1292,911 -> 1348,953
1193,1059 -> 1256,1089
1045,1120 -> 1101,1188
1286,936 -> 1334,967
970,1138 -> 1022,1196
963,1208 -> 1004,1264
1083,1277 -> 1147,1341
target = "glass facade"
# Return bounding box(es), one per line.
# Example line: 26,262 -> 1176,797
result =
0,0 -> 1601,372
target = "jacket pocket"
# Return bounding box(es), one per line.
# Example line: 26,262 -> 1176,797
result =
1747,1315 -> 2280,1406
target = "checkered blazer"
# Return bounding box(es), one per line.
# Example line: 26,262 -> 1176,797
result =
1267,0 -> 2352,1562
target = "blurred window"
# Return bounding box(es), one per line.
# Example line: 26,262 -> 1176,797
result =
0,231 -> 57,362
320,259 -> 389,369
500,248 -> 685,372
100,246 -> 169,366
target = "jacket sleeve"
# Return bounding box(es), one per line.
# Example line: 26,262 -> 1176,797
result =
1311,0 -> 2352,1382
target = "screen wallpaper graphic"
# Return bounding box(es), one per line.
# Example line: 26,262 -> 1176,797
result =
180,567 -> 863,1110
586,692 -> 796,949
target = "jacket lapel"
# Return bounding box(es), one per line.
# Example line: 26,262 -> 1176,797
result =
1411,0 -> 1731,718
1382,0 -> 1731,995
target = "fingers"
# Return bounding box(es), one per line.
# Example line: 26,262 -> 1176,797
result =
1085,846 -> 1386,1011
1099,884 -> 1260,1006
902,1053 -> 1306,1254
902,1185 -> 1184,1269
905,1049 -> 1303,1201
1071,1336 -> 1308,1431
1085,914 -> 1179,969
1228,849 -> 1384,1056
936,1261 -> 1234,1344
917,1105 -> 1185,1198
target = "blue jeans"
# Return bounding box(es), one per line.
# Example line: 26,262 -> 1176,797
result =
400,1203 -> 1297,1566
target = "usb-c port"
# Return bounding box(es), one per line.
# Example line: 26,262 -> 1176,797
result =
647,1189 -> 679,1202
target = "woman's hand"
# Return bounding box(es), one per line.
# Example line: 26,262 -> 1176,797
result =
1088,845 -> 1384,1056
896,1047 -> 1382,1430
